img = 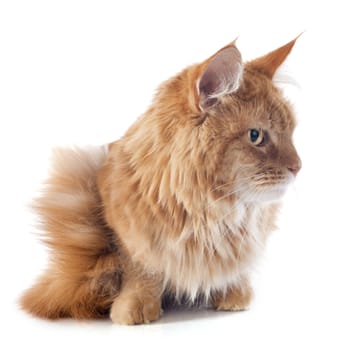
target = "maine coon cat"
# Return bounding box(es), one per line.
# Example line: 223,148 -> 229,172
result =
21,37 -> 301,325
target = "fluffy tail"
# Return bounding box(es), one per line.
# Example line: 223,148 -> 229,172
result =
20,146 -> 121,319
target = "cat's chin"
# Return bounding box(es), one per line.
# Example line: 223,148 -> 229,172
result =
257,184 -> 289,202
242,177 -> 294,203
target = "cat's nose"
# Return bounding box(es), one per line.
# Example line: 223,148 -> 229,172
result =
288,160 -> 302,176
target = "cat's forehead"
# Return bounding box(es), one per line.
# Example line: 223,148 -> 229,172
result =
265,95 -> 296,133
235,68 -> 296,133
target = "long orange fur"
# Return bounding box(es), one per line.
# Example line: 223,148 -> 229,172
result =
21,37 -> 301,324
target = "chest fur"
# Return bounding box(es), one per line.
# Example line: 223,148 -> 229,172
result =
150,203 -> 277,300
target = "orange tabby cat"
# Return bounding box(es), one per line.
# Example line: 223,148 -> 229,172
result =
20,37 -> 301,324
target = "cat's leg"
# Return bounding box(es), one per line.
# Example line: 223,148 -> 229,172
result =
211,277 -> 253,311
110,268 -> 163,325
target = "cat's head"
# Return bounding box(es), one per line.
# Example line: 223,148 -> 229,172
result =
151,37 -> 301,205
131,38 -> 302,210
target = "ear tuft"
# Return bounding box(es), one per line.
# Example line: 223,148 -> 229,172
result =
248,35 -> 301,79
198,44 -> 243,111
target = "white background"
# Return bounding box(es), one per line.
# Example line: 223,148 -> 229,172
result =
1,1 -> 349,349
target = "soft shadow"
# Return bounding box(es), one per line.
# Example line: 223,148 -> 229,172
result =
21,305 -> 241,328
155,305 -> 239,325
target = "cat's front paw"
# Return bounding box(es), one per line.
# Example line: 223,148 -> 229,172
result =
110,294 -> 162,325
212,283 -> 253,311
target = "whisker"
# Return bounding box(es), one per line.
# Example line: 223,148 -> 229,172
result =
209,174 -> 258,193
209,180 -> 237,193
206,185 -> 247,208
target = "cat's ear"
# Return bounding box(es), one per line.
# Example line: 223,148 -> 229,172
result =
197,43 -> 243,111
248,36 -> 300,79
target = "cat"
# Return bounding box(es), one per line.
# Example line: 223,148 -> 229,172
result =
20,37 -> 301,325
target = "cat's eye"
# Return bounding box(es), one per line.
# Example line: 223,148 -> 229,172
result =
249,128 -> 265,146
